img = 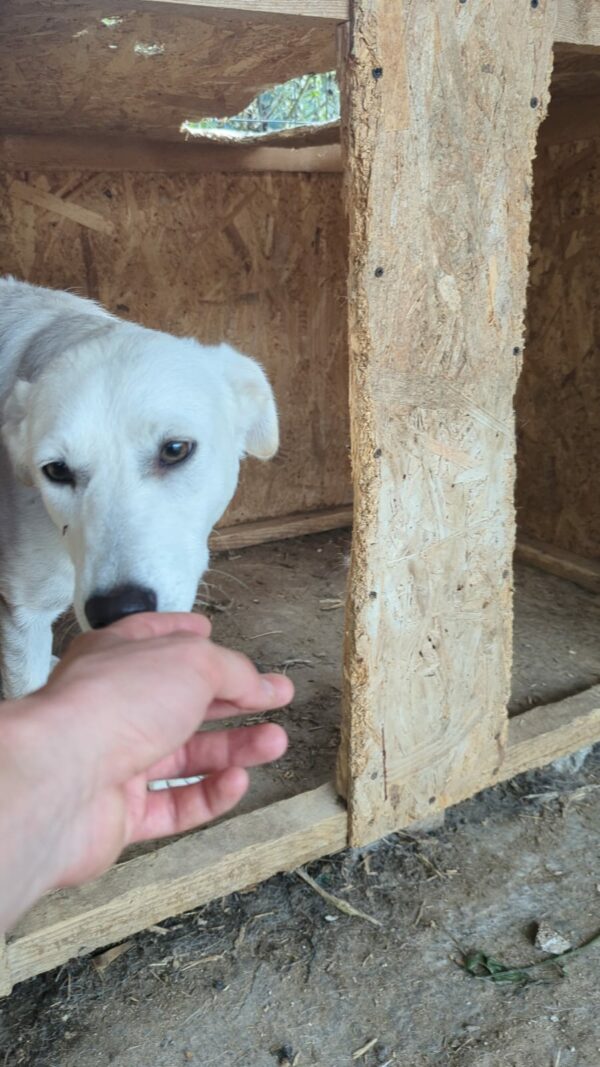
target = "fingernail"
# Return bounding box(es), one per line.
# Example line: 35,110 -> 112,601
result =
261,678 -> 275,698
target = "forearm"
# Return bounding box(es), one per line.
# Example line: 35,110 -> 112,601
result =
0,699 -> 72,932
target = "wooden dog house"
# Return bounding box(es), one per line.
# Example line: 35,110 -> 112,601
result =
1,0 -> 600,993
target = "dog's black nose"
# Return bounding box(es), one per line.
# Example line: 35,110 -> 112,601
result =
84,584 -> 157,629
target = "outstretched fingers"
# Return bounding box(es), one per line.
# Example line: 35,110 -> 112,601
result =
147,721 -> 288,781
131,767 -> 251,842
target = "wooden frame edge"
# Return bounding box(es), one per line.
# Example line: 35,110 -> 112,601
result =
211,505 -> 353,551
516,535 -> 600,593
143,0 -> 349,21
4,784 -> 347,993
499,686 -> 600,781
0,136 -> 343,175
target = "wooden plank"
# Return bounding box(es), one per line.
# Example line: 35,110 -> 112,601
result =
0,136 -> 343,174
6,784 -> 347,988
0,939 -> 11,998
144,0 -> 349,19
499,687 -> 600,782
338,0 -> 556,845
555,0 -> 600,46
9,179 -> 114,235
516,536 -> 600,594
210,506 -> 353,551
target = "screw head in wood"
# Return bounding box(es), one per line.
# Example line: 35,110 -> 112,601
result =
374,266 -> 384,277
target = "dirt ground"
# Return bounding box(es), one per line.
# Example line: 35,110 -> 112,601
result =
3,532 -> 600,1067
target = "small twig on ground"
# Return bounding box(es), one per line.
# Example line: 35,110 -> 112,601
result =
352,1037 -> 378,1060
296,869 -> 382,927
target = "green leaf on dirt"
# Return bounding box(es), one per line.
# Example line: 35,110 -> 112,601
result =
457,924 -> 600,986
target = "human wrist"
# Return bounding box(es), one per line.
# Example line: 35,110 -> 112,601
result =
0,696 -> 78,929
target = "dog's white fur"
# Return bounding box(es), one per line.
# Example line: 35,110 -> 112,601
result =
0,277 -> 278,698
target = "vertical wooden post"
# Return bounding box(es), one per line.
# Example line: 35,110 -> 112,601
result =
338,0 -> 557,844
0,936 -> 12,997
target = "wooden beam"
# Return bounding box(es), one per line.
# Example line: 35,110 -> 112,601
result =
144,0 -> 349,19
516,536 -> 600,593
0,940 -> 11,998
555,0 -> 600,47
338,0 -> 556,846
0,136 -> 342,175
211,505 -> 353,552
500,686 -> 600,782
4,784 -> 347,991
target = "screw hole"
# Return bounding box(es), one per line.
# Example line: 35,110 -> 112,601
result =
372,66 -> 383,79
374,266 -> 384,278
530,96 -> 539,109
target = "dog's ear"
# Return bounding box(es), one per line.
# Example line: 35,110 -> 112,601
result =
218,346 -> 279,460
2,379 -> 35,485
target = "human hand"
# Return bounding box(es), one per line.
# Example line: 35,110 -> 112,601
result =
0,613 -> 293,930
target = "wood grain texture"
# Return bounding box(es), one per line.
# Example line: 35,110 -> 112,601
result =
516,135 -> 600,558
500,686 -> 600,781
145,0 -> 349,18
555,0 -> 600,46
0,171 -> 351,528
0,940 -> 11,997
9,179 -> 115,235
338,0 -> 556,845
0,2 -> 337,141
516,536 -> 600,593
5,784 -> 347,988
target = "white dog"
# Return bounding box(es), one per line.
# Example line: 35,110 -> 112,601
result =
0,277 -> 278,699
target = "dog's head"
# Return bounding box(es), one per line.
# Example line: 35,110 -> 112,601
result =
2,324 -> 278,630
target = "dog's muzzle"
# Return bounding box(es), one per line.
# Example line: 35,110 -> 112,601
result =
84,584 -> 157,629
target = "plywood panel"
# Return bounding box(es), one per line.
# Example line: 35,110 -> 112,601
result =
0,171 -> 351,527
0,1 -> 338,141
516,135 -> 600,558
339,0 -> 556,845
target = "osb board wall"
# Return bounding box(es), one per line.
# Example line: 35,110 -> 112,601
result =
516,136 -> 600,558
0,171 -> 350,527
0,2 -> 337,141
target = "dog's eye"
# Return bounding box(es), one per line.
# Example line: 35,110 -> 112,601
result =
159,440 -> 195,466
42,461 -> 75,486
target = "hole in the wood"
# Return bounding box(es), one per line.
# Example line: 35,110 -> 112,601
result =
180,72 -> 340,142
